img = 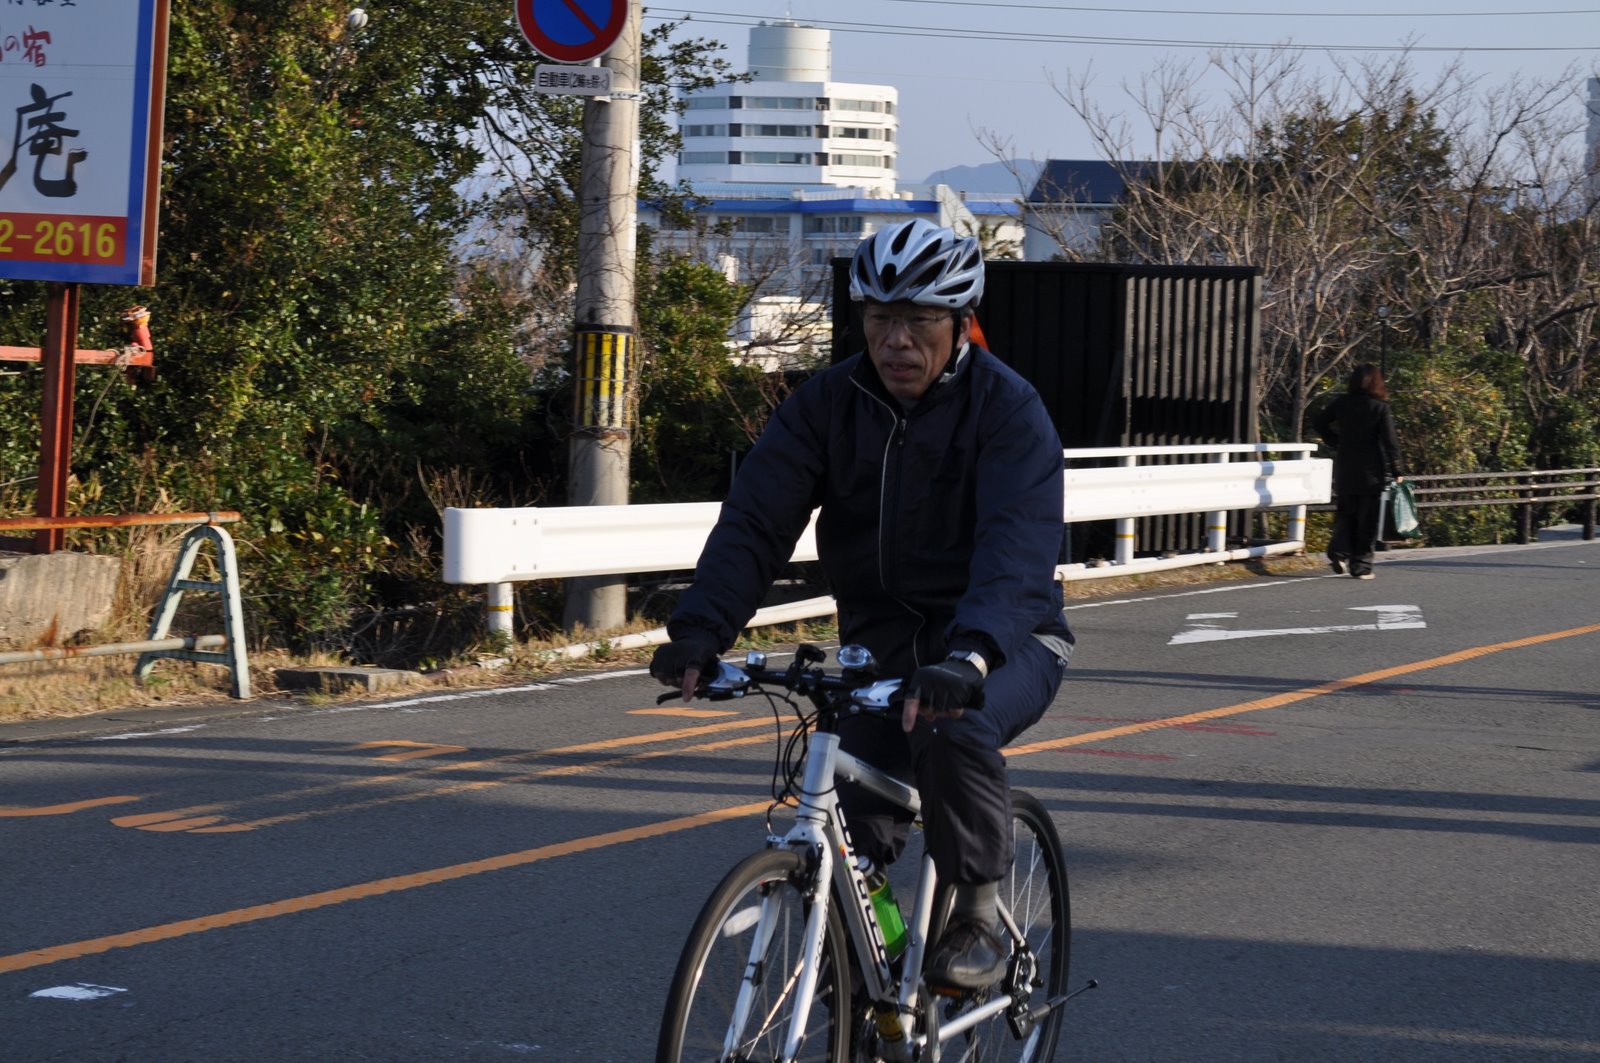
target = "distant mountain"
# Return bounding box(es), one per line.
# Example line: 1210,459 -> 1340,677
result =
918,159 -> 1045,195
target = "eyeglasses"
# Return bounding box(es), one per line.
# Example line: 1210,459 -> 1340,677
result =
862,308 -> 954,337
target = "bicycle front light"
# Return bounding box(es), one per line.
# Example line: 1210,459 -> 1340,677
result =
836,644 -> 876,672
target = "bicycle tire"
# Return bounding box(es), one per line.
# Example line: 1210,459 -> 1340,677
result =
657,847 -> 852,1062
932,790 -> 1070,1063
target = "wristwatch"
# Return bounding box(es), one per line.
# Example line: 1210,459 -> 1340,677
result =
946,650 -> 988,679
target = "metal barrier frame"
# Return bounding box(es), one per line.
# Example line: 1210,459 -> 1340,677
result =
0,512 -> 250,698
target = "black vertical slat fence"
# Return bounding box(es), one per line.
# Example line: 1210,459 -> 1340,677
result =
833,259 -> 1262,561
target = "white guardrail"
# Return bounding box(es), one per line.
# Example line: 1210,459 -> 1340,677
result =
444,444 -> 1330,653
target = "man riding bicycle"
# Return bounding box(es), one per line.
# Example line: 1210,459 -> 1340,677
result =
651,218 -> 1073,990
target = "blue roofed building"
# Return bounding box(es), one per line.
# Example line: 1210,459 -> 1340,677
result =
1022,159 -> 1161,260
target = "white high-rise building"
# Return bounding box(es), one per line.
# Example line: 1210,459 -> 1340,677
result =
676,21 -> 898,194
646,21 -> 1023,368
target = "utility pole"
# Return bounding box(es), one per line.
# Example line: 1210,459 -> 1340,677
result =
563,0 -> 642,634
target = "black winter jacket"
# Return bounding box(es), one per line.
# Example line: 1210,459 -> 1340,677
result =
1312,393 -> 1402,495
668,345 -> 1072,680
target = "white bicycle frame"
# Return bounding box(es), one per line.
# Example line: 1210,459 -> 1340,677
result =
730,723 -> 1031,1062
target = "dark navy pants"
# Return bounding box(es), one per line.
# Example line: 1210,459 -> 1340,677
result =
835,635 -> 1068,885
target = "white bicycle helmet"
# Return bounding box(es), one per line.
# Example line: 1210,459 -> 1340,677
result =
848,219 -> 985,309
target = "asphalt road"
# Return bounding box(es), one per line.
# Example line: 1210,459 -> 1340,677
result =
2,533 -> 1597,1062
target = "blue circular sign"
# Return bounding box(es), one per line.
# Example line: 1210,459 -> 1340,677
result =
515,0 -> 627,63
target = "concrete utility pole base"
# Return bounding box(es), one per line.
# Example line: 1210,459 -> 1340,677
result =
563,431 -> 631,633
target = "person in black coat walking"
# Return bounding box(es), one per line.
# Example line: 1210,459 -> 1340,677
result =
1313,362 -> 1403,579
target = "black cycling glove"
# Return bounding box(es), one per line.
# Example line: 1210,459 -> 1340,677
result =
649,635 -> 721,688
908,657 -> 986,714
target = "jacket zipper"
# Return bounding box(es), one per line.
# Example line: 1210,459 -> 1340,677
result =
850,376 -> 928,668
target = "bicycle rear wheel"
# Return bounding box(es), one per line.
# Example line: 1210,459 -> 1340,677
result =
657,848 -> 851,1062
934,790 -> 1070,1063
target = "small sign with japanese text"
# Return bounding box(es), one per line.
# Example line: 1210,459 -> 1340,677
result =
0,0 -> 169,285
533,63 -> 613,97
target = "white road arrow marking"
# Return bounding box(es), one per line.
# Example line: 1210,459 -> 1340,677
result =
1170,605 -> 1426,645
30,983 -> 128,1001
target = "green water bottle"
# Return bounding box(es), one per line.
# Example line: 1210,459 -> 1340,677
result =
864,865 -> 907,959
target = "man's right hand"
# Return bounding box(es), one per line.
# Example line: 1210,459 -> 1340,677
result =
649,636 -> 721,702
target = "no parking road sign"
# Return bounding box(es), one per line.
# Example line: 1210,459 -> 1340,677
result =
516,0 -> 627,63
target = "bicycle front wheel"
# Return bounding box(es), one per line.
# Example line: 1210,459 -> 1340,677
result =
657,848 -> 851,1063
937,790 -> 1070,1063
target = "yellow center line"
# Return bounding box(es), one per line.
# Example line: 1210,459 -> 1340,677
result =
0,795 -> 143,818
1006,621 -> 1600,756
0,802 -> 770,975
5,622 -> 1595,974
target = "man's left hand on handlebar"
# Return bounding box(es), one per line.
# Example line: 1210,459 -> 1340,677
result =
650,636 -> 721,703
903,656 -> 985,733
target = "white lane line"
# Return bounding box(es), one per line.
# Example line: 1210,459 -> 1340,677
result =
1067,576 -> 1330,610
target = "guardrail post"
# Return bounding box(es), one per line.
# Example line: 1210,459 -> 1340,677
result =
1585,468 -> 1597,541
487,582 -> 514,644
1286,503 -> 1307,550
1207,452 -> 1228,556
1114,455 -> 1137,565
1516,474 -> 1533,544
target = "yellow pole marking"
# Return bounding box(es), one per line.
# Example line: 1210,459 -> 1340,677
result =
0,795 -> 142,818
337,741 -> 469,762
111,717 -> 772,831
0,802 -> 770,975
1006,621 -> 1600,757
7,623 -> 1591,974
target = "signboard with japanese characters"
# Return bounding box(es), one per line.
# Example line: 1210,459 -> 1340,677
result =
533,63 -> 612,96
0,0 -> 170,286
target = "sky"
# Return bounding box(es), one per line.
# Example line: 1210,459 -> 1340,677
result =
642,1 -> 1600,185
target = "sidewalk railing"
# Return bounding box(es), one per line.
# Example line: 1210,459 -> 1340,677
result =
1401,468 -> 1598,542
0,512 -> 250,697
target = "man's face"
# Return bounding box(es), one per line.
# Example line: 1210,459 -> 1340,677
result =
863,300 -> 970,402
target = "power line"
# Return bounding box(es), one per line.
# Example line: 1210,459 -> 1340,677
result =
648,9 -> 1600,52
880,0 -> 1600,18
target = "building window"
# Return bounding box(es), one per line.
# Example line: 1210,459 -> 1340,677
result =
742,95 -> 816,111
684,96 -> 729,110
742,151 -> 814,165
679,151 -> 727,164
834,98 -> 889,114
832,126 -> 889,141
742,124 -> 814,138
830,153 -> 890,168
802,216 -> 866,235
733,216 -> 791,234
683,124 -> 728,138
